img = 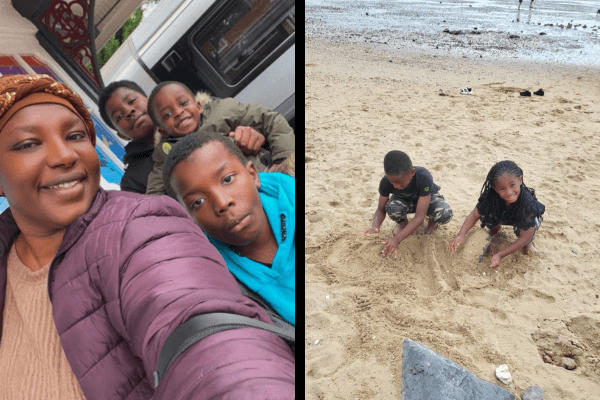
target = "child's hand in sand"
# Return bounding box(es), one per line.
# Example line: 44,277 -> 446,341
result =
448,235 -> 465,252
382,237 -> 400,259
361,227 -> 380,235
490,254 -> 502,268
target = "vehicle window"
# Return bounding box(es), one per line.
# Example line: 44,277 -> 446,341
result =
191,0 -> 295,85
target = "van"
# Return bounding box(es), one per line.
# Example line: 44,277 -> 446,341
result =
101,0 -> 295,130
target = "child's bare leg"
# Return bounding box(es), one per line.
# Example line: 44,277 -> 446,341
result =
521,241 -> 537,255
425,218 -> 439,235
392,220 -> 408,236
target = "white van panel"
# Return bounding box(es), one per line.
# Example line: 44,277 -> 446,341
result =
137,0 -> 215,66
101,39 -> 158,94
234,44 -> 295,111
101,0 -> 198,87
101,0 -> 294,116
129,0 -> 190,53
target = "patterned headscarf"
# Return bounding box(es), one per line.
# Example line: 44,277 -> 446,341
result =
0,74 -> 96,145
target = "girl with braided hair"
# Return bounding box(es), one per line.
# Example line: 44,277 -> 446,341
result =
449,160 -> 545,268
0,75 -> 294,399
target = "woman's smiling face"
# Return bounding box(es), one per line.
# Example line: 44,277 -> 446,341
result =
0,103 -> 100,235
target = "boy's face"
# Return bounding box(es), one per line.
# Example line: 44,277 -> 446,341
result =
105,87 -> 155,141
386,168 -> 415,190
152,84 -> 203,138
170,140 -> 266,246
0,103 -> 100,234
493,173 -> 522,206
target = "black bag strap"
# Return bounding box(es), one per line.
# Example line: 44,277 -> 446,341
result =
152,312 -> 295,389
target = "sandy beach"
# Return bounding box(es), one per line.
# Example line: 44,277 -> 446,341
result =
305,38 -> 600,399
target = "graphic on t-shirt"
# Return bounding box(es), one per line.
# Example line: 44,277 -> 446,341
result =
378,167 -> 440,202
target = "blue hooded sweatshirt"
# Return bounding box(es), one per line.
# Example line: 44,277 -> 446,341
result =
208,172 -> 295,325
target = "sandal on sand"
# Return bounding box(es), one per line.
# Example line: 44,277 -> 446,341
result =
520,90 -> 532,96
460,88 -> 473,95
533,89 -> 544,96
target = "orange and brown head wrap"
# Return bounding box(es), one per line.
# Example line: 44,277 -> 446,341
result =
0,74 -> 96,145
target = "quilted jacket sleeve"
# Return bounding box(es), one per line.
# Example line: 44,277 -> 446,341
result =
116,196 -> 295,399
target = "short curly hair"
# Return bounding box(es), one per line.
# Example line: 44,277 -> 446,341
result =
383,150 -> 412,176
163,131 -> 247,198
98,80 -> 146,130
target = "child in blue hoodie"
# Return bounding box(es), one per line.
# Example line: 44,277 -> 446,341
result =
162,131 -> 295,326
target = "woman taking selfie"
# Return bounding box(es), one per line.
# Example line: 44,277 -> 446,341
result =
0,74 -> 294,399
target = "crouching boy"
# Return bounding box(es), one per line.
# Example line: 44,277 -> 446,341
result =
362,150 -> 453,259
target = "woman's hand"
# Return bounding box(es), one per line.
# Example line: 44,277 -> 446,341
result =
448,234 -> 465,252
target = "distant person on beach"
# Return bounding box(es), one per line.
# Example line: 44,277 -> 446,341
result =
449,160 -> 545,268
518,0 -> 534,10
361,150 -> 453,259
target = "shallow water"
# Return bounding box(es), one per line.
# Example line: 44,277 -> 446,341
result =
306,0 -> 600,63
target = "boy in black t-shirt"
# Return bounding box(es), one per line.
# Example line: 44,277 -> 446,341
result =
362,151 -> 453,259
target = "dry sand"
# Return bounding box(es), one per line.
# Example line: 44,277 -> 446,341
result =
305,38 -> 600,399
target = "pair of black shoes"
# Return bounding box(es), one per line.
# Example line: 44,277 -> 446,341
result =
520,89 -> 544,96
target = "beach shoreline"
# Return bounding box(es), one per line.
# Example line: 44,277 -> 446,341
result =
306,0 -> 600,64
305,37 -> 600,399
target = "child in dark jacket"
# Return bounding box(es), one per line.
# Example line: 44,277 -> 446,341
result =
163,132 -> 295,326
145,81 -> 295,195
449,160 -> 545,268
99,80 -> 156,194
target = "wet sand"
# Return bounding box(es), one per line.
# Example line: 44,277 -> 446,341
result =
306,0 -> 600,63
305,38 -> 600,399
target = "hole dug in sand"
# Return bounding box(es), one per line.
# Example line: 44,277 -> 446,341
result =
532,316 -> 600,375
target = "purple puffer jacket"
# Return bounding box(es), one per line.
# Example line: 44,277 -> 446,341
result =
0,188 -> 295,399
